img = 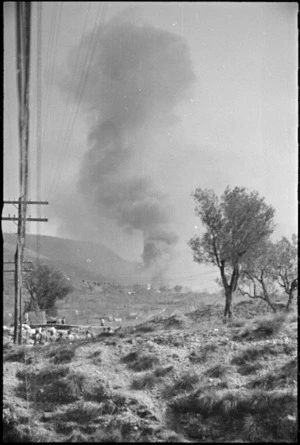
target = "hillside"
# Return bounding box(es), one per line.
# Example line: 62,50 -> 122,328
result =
3,301 -> 298,443
3,233 -> 147,284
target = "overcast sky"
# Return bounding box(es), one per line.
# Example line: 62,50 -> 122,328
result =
3,2 -> 298,290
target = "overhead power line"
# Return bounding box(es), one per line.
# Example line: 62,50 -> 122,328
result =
47,2 -> 109,200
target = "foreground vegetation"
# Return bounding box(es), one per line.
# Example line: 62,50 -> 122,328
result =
3,299 -> 297,442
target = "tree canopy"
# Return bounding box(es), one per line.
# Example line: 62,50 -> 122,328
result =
25,264 -> 73,316
189,186 -> 275,320
239,235 -> 298,311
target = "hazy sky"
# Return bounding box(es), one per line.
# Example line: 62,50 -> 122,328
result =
3,2 -> 298,290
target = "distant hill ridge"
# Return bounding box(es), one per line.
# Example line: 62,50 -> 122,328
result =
3,233 -> 147,285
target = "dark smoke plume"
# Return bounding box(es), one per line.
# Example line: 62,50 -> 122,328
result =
61,12 -> 195,276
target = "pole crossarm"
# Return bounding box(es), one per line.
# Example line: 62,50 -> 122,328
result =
4,269 -> 32,273
4,261 -> 33,263
2,216 -> 48,222
4,200 -> 49,205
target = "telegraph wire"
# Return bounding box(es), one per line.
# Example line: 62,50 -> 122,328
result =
47,2 -> 108,199
36,1 -> 43,264
45,1 -> 93,197
46,2 -> 109,200
41,2 -> 63,143
40,2 -> 57,135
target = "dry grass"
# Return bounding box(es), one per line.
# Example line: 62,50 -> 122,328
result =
153,365 -> 174,377
121,349 -> 160,372
131,365 -> 173,390
16,366 -> 87,405
228,318 -> 247,328
164,372 -> 200,398
232,313 -> 287,341
246,358 -> 297,390
236,362 -> 264,376
189,343 -> 217,363
3,295 -> 297,443
204,364 -> 228,378
4,345 -> 29,363
48,345 -> 76,364
171,386 -> 297,439
16,364 -> 70,385
131,373 -> 162,390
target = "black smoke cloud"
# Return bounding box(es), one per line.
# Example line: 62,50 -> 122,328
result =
60,12 -> 195,276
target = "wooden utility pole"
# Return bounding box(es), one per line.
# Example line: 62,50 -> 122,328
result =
2,3 -> 47,344
13,2 -> 31,344
4,202 -> 48,344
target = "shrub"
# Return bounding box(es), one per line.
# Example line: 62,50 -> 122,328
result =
16,367 -> 86,405
66,430 -> 89,443
205,364 -> 228,378
4,346 -> 28,363
228,318 -> 246,328
164,373 -> 200,398
121,350 -> 140,364
236,362 -> 263,376
131,366 -> 173,390
49,346 -> 76,364
232,313 -> 286,341
131,373 -> 161,390
134,325 -> 154,333
247,358 -> 297,390
189,344 -> 217,363
16,365 -> 70,385
241,392 -> 298,442
153,366 -> 173,377
84,381 -> 111,403
58,402 -> 104,424
129,354 -> 159,372
122,350 -> 160,372
171,389 -> 221,417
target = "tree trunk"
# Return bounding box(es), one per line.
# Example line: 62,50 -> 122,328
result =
286,279 -> 298,311
285,290 -> 294,311
260,278 -> 277,313
224,289 -> 233,323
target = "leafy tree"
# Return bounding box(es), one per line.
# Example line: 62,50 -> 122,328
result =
25,264 -> 73,316
238,241 -> 278,312
189,186 -> 275,321
239,235 -> 298,312
272,235 -> 298,310
174,285 -> 183,293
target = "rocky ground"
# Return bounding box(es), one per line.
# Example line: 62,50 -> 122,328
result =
3,300 -> 298,442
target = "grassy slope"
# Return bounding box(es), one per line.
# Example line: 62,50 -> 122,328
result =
3,300 -> 297,443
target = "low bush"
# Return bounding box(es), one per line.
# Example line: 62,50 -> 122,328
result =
228,318 -> 246,328
16,365 -> 70,385
16,367 -> 87,405
171,386 -> 297,441
122,350 -> 160,372
236,362 -> 263,376
65,430 -> 89,443
121,350 -> 140,364
49,345 -> 76,364
56,401 -> 104,425
204,364 -> 228,378
246,358 -> 297,390
129,354 -> 160,372
4,346 -> 29,363
131,373 -> 161,390
134,325 -> 154,333
189,344 -> 217,363
232,313 -> 286,341
153,365 -> 174,377
84,381 -> 111,403
164,372 -> 200,398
